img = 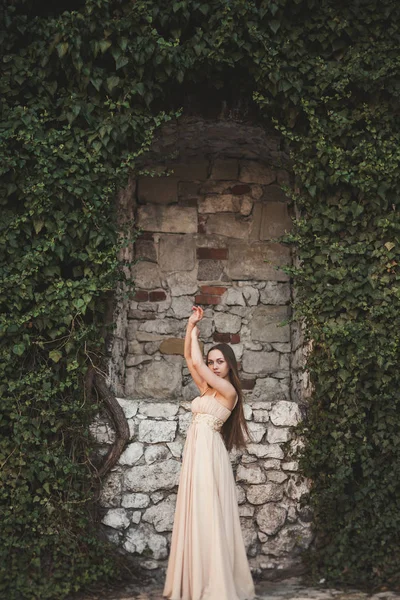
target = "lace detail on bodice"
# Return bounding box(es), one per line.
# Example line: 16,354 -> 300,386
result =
192,412 -> 224,432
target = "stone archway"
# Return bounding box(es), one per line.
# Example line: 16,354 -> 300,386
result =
94,116 -> 312,578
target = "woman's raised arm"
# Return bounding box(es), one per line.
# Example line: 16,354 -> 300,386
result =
190,326 -> 236,403
184,306 -> 207,394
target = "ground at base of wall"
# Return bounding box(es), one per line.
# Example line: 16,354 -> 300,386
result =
68,576 -> 400,600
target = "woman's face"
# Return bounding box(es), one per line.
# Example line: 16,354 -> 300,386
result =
207,349 -> 230,380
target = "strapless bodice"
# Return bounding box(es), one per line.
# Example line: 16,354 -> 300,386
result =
190,392 -> 236,433
191,393 -> 233,418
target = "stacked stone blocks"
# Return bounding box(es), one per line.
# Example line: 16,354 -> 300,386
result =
96,155 -> 312,577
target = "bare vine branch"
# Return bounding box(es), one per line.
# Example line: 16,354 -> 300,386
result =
87,367 -> 130,478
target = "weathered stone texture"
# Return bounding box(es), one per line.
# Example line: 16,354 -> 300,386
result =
199,194 -> 237,213
260,282 -> 291,305
237,464 -> 266,484
205,213 -> 251,238
247,443 -> 285,460
99,472 -> 122,510
105,131 -> 310,574
270,401 -> 301,427
262,184 -> 289,203
102,508 -> 130,530
139,401 -> 179,419
135,239 -> 157,262
137,319 -> 182,335
159,235 -> 196,272
260,202 -> 292,240
267,425 -> 291,444
124,459 -> 181,493
167,441 -> 183,458
159,338 -> 185,355
197,259 -> 226,281
131,261 -> 162,289
119,442 -> 144,466
223,287 -> 246,306
171,161 -> 209,181
241,520 -> 258,556
211,159 -> 239,180
170,296 -> 194,319
214,312 -> 241,334
123,524 -> 168,559
126,358 -> 183,398
239,161 -> 276,184
250,306 -> 290,343
251,377 -> 290,402
242,350 -> 280,374
142,495 -> 177,532
117,398 -> 139,418
285,476 -> 311,501
241,285 -> 260,306
166,270 -> 199,296
138,420 -> 177,444
256,504 -> 287,535
247,421 -> 267,443
247,483 -> 283,504
122,493 -> 150,509
227,242 -> 291,281
138,176 -> 178,205
138,205 -> 197,234
198,194 -> 253,216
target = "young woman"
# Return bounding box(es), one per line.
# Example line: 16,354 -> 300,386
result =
163,306 -> 255,600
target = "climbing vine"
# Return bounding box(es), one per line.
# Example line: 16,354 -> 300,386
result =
1,0 -> 400,597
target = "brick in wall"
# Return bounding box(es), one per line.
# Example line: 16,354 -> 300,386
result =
149,290 -> 167,302
241,378 -> 256,390
196,248 -> 228,260
134,291 -> 149,302
200,286 -> 227,296
195,294 -> 222,306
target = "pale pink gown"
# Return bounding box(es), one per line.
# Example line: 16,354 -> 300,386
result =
163,390 -> 255,600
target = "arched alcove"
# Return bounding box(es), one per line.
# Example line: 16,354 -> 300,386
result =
93,116 -> 312,579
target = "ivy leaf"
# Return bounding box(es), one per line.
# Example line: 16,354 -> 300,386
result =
136,82 -> 145,95
99,40 -> 112,54
49,350 -> 62,363
308,185 -> 317,197
119,37 -> 128,51
73,298 -> 85,310
56,42 -> 69,58
198,4 -> 209,14
13,343 -> 25,356
106,76 -> 120,91
33,220 -> 44,234
269,20 -> 280,33
385,242 -> 395,251
115,56 -> 129,70
90,77 -> 102,91
350,202 -> 364,218
270,2 -> 279,15
279,79 -> 292,92
7,183 -> 17,196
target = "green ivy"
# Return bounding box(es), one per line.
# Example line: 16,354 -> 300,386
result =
1,0 -> 400,597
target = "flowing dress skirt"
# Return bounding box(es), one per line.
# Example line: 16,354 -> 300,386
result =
163,396 -> 255,600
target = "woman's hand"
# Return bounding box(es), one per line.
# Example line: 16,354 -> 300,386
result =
188,305 -> 204,325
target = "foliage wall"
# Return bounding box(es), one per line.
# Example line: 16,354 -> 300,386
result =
1,0 -> 400,597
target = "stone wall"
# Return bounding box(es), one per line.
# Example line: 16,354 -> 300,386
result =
93,121 -> 312,579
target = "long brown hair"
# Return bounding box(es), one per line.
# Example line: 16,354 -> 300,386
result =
206,343 -> 251,452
